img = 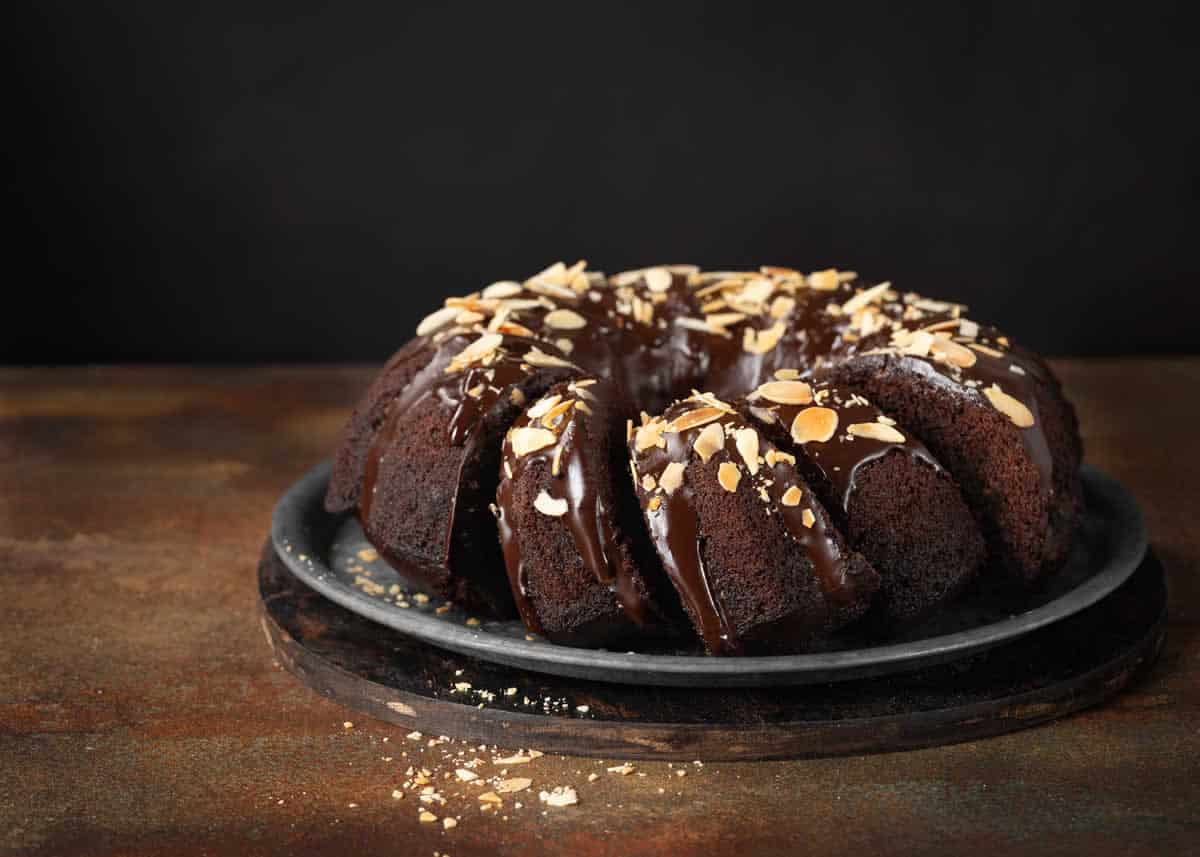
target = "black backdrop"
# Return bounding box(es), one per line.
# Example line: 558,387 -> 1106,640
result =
10,2 -> 1200,364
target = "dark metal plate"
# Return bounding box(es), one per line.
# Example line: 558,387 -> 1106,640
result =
271,462 -> 1147,687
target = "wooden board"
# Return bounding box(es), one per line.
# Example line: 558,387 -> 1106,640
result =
258,539 -> 1167,761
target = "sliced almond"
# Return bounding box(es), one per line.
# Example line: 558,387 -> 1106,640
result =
807,268 -> 842,290
774,368 -> 801,381
524,346 -> 574,368
847,422 -> 906,443
753,380 -> 813,406
540,399 -> 575,429
717,462 -> 741,493
533,491 -> 568,517
983,384 -> 1035,428
496,777 -> 532,794
781,485 -> 803,507
801,508 -> 816,528
641,473 -> 657,492
643,267 -> 673,292
930,337 -> 977,368
526,394 -> 563,420
742,321 -> 786,355
790,407 -> 839,444
666,406 -> 724,434
693,422 -> 725,463
544,308 -> 587,330
769,295 -> 796,318
734,428 -> 760,475
839,281 -> 892,316
482,281 -> 523,299
510,427 -> 557,457
634,419 -> 667,452
659,461 -> 686,495
705,311 -> 748,331
416,305 -> 463,337
449,333 -> 504,369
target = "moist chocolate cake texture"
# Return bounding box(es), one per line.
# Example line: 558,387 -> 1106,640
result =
324,261 -> 1082,654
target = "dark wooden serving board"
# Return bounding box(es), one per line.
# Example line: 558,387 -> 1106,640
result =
258,540 -> 1166,761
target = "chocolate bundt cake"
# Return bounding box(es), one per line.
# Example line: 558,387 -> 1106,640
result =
326,261 -> 1082,654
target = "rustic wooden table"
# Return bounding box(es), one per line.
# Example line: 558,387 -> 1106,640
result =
2,361 -> 1197,857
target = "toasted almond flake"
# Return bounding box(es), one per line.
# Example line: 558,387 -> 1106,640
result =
544,308 -> 588,330
675,316 -> 727,337
692,422 -> 725,463
510,427 -> 557,457
634,419 -> 667,452
524,346 -> 575,368
478,791 -> 503,805
847,422 -> 907,443
807,268 -> 842,290
705,311 -> 748,330
717,462 -> 741,493
607,763 -> 636,775
839,281 -> 892,316
790,406 -> 839,444
781,485 -> 803,506
700,298 -> 728,314
753,380 -> 813,406
449,333 -> 504,370
416,305 -> 464,337
959,319 -> 980,338
983,384 -> 1035,427
419,811 -> 438,823
801,508 -> 816,528
930,337 -> 978,368
496,777 -> 532,794
742,321 -> 786,355
533,491 -> 568,516
774,369 -> 801,381
456,310 -> 485,325
455,769 -> 479,782
659,461 -> 686,495
644,267 -> 673,292
482,281 -> 523,299
540,399 -> 575,428
734,428 -> 760,475
526,394 -> 563,420
641,474 -> 657,492
769,295 -> 796,318
539,787 -> 579,807
666,406 -> 724,434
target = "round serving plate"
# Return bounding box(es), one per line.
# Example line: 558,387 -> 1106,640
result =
271,461 -> 1147,688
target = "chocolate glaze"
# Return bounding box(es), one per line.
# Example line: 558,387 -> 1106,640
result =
496,380 -> 651,633
630,399 -> 860,654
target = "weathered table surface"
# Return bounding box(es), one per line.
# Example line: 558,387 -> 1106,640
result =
2,361 -> 1197,857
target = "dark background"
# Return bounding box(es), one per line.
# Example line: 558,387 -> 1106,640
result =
10,2 -> 1199,364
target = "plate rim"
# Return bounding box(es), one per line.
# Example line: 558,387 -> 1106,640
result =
270,460 -> 1147,687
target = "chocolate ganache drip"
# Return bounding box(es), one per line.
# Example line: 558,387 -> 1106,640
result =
629,391 -> 864,654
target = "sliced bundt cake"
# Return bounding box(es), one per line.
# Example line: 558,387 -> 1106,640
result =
326,331 -> 579,616
496,377 -> 682,645
628,391 -> 880,654
743,374 -> 987,625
